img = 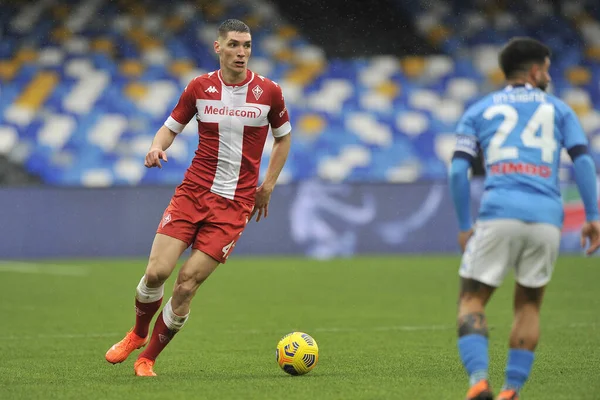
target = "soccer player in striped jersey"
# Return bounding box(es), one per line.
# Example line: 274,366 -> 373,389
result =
105,19 -> 292,376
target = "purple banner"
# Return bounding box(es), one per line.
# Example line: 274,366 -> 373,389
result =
0,180 -> 593,259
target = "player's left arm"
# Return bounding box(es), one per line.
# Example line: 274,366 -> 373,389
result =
449,111 -> 479,251
563,108 -> 599,221
562,107 -> 600,254
251,82 -> 292,222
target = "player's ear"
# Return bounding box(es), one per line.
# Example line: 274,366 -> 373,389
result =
535,62 -> 545,76
528,63 -> 539,81
214,40 -> 220,54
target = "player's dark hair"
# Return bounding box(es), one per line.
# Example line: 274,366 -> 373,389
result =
499,37 -> 551,79
218,19 -> 250,39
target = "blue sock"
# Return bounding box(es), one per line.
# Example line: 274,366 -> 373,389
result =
503,348 -> 535,392
458,334 -> 489,386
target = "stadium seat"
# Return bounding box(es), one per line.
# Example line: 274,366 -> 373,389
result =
0,0 -> 599,186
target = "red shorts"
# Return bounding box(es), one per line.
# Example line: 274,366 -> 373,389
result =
156,181 -> 253,263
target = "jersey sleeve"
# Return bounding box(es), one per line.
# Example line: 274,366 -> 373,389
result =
164,79 -> 198,134
453,108 -> 480,160
561,106 -> 589,151
449,157 -> 473,231
560,105 -> 598,221
267,82 -> 291,137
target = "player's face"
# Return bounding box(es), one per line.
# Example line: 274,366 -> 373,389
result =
215,31 -> 252,76
533,57 -> 551,91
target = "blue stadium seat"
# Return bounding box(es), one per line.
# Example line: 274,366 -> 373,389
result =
0,0 -> 599,186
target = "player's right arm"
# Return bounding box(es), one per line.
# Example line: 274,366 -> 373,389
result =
145,77 -> 200,169
449,108 -> 480,251
145,126 -> 177,169
562,107 -> 600,255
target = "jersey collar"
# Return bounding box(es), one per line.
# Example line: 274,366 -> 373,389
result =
218,69 -> 254,88
504,83 -> 533,91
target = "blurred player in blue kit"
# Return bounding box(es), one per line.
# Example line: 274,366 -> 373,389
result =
449,37 -> 600,400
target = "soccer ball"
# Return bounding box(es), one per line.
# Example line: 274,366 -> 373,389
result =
275,331 -> 319,375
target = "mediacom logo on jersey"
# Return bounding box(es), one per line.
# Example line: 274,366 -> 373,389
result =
204,105 -> 262,118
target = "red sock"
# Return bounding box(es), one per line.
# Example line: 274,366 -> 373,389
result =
133,298 -> 162,338
138,311 -> 177,361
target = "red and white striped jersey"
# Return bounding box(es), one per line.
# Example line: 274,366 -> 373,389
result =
164,69 -> 291,205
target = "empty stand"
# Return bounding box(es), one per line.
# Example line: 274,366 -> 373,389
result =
0,0 -> 598,186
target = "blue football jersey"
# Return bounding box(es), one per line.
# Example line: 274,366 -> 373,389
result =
454,83 -> 589,228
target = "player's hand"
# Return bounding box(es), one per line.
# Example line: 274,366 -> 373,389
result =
250,184 -> 273,222
458,229 -> 474,253
580,220 -> 600,255
145,148 -> 168,169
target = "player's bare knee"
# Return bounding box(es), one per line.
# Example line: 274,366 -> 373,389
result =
144,268 -> 170,286
515,284 -> 544,308
458,292 -> 480,304
145,258 -> 173,286
178,268 -> 209,287
457,312 -> 489,338
173,281 -> 197,303
459,278 -> 495,305
173,272 -> 203,299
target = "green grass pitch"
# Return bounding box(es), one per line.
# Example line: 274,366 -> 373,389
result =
0,256 -> 598,399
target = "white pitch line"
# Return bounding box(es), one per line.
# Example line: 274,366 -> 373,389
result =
0,304 -> 36,311
0,326 -> 453,341
0,332 -> 120,340
323,325 -> 451,332
215,325 -> 454,335
0,322 -> 596,341
0,261 -> 90,277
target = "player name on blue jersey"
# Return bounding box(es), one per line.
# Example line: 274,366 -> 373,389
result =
492,91 -> 547,104
454,83 -> 590,228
